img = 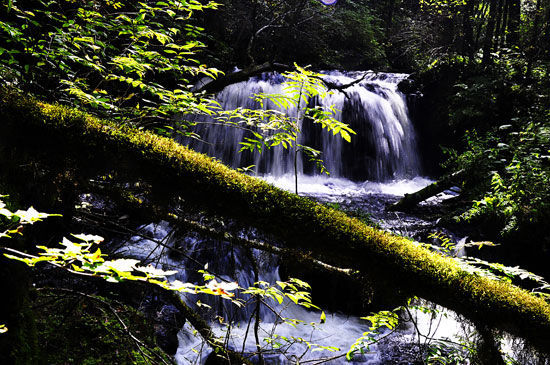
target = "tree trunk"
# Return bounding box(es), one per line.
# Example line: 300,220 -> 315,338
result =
462,0 -> 476,59
506,0 -> 520,46
526,0 -> 543,77
196,62 -> 292,94
493,0 -> 504,48
482,0 -> 498,66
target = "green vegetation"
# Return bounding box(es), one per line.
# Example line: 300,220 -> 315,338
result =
2,0 -> 550,363
420,46 -> 550,263
201,0 -> 387,70
34,291 -> 172,365
3,91 -> 550,359
400,0 -> 550,278
446,125 -> 550,238
239,64 -> 356,193
0,0 -> 221,126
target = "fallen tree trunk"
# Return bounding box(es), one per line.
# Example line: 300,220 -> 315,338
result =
195,63 -> 368,96
388,169 -> 465,211
196,62 -> 292,94
2,90 -> 550,354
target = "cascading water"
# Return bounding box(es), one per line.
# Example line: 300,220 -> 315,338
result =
115,72 -> 483,363
118,220 -> 469,365
117,222 -> 378,364
187,71 -> 422,181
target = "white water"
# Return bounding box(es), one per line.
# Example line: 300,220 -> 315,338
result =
112,71 -> 487,363
262,174 -> 433,196
172,71 -> 458,363
117,212 -> 470,365
175,278 -> 377,364
114,171 -> 472,364
116,222 -> 374,364
186,71 -> 422,181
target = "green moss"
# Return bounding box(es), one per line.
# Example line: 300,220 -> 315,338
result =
34,291 -> 170,365
2,89 -> 550,352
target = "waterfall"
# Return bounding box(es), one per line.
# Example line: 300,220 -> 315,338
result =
113,73 -> 474,364
186,71 -> 422,181
106,72 -> 530,364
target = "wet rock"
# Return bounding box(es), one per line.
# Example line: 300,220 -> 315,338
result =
154,304 -> 186,355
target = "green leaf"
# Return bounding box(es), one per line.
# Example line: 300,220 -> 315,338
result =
72,233 -> 104,243
14,207 -> 52,224
104,258 -> 140,273
340,130 -> 351,143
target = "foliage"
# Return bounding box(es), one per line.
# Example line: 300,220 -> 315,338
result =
427,232 -> 457,255
389,0 -> 550,71
420,233 -> 550,300
346,308 -> 400,360
238,65 -> 354,152
3,0 -> 550,362
425,341 -> 471,364
303,2 -> 387,69
34,290 -> 173,365
0,205 -> 57,239
6,233 -> 194,289
2,208 -> 326,314
0,195 -> 61,339
241,278 -> 318,309
234,64 -> 355,192
5,90 -> 550,358
201,0 -> 387,69
194,272 -> 343,361
444,51 -> 537,132
456,256 -> 550,298
425,45 -> 550,246
1,196 -> 340,362
1,196 -> 200,293
446,122 -> 550,238
0,0 -> 221,127
263,334 -> 340,356
347,298 -> 471,363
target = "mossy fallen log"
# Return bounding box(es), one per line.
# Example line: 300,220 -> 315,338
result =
388,169 -> 465,211
2,90 -> 550,354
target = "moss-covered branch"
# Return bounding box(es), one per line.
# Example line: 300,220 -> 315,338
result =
2,89 -> 550,353
388,169 -> 465,211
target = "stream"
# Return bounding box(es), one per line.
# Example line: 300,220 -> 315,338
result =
116,175 -> 471,364
113,71 -> 520,363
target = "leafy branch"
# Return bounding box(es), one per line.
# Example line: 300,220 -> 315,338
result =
233,64 -> 355,194
0,0 -> 222,126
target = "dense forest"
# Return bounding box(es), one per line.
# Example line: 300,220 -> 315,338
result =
1,0 -> 550,364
